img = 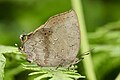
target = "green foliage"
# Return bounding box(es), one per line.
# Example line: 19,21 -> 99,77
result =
115,73 -> 120,80
0,53 -> 6,80
0,45 -> 21,54
88,21 -> 120,80
0,45 -> 26,80
23,64 -> 85,80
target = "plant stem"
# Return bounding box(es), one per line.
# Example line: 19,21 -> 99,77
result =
71,0 -> 97,80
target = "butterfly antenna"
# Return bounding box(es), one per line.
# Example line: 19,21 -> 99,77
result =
80,48 -> 95,56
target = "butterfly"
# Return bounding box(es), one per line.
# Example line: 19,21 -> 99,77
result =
19,10 -> 80,67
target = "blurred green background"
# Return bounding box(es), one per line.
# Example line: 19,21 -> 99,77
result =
0,0 -> 120,80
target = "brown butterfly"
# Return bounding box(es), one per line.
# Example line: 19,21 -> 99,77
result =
19,10 -> 80,67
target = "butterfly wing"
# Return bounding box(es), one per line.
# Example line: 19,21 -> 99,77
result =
22,10 -> 80,67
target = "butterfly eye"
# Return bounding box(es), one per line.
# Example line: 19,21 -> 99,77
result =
49,31 -> 50,32
20,34 -> 27,42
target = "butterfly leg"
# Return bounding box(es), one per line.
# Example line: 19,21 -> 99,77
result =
67,57 -> 84,70
55,59 -> 66,70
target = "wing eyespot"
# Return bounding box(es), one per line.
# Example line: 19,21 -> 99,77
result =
44,33 -> 47,35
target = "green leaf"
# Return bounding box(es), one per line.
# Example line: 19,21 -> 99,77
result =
29,72 -> 47,76
0,54 -> 6,80
0,45 -> 25,80
115,73 -> 120,80
23,64 -> 85,80
0,45 -> 21,54
34,74 -> 52,80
